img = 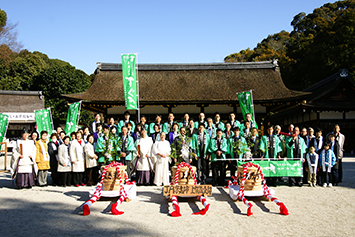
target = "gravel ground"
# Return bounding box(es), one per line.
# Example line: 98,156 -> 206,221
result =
0,156 -> 355,237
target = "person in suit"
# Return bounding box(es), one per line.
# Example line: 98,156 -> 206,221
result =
247,127 -> 261,158
118,126 -> 135,179
48,133 -> 60,186
191,123 -> 211,184
285,126 -> 307,187
179,112 -> 190,129
208,128 -> 228,186
187,118 -> 198,137
206,118 -> 216,139
327,124 -> 345,183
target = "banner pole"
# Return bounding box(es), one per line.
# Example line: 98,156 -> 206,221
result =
48,107 -> 54,135
250,89 -> 256,125
77,101 -> 82,131
136,53 -> 140,123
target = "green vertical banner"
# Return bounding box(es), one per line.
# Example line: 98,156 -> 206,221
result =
121,54 -> 138,110
64,101 -> 82,135
34,108 -> 54,136
0,113 -> 9,142
237,90 -> 258,128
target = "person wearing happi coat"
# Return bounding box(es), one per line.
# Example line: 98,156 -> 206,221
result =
206,118 -> 216,139
227,127 -> 247,179
241,121 -> 251,139
118,111 -> 136,133
118,126 -> 135,179
168,123 -> 180,144
35,130 -> 50,187
152,132 -> 171,186
194,112 -> 208,129
228,112 -> 240,131
274,125 -> 286,157
139,115 -> 149,132
58,136 -> 72,187
95,125 -> 116,169
285,126 -> 307,187
48,133 -> 60,186
70,131 -> 86,187
223,122 -> 234,140
11,127 -> 37,189
260,125 -> 283,186
208,128 -> 228,186
149,114 -> 163,136
191,123 -> 211,184
132,128 -> 154,185
240,113 -> 257,132
214,112 -> 225,131
178,112 -> 190,129
163,112 -> 176,134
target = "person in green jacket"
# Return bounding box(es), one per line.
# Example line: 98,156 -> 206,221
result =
208,128 -> 228,186
149,114 -> 163,136
260,125 -> 283,186
227,127 -> 247,179
117,126 -> 135,179
163,112 -> 176,134
285,126 -> 307,186
214,112 -> 225,131
95,125 -> 119,168
118,111 -> 136,133
191,123 -> 211,184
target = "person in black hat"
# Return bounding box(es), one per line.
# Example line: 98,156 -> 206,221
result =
10,127 -> 37,189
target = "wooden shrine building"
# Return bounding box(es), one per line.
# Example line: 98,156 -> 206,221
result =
62,60 -> 309,128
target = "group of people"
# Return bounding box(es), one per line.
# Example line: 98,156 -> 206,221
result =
10,110 -> 345,189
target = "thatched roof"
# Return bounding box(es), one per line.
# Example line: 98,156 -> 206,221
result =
63,61 -> 308,107
0,90 -> 44,112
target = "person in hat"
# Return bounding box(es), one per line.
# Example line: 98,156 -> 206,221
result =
10,127 -> 37,189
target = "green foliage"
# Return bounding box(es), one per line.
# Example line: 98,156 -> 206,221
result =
0,9 -> 6,28
225,0 -> 355,90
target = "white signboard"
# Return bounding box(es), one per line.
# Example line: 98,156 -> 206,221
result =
3,112 -> 35,121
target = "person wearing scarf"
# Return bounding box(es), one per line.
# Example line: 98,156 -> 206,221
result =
35,130 -> 50,187
208,128 -> 228,186
48,133 -> 60,186
10,127 -> 37,189
70,131 -> 86,187
58,136 -> 72,187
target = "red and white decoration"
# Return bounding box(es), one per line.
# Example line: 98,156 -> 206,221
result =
228,162 -> 289,216
82,162 -> 136,216
169,162 -> 210,217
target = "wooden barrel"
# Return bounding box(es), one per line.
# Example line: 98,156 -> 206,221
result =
101,165 -> 126,191
237,165 -> 262,191
171,166 -> 197,185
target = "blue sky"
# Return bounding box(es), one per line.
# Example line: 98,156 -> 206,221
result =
2,0 -> 334,74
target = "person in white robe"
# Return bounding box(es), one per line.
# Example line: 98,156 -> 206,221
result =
132,128 -> 154,185
10,127 -> 37,189
152,132 -> 171,186
70,131 -> 86,186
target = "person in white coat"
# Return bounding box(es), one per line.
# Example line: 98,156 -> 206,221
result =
10,127 -> 37,189
70,131 -> 85,187
152,132 -> 171,186
58,136 -> 72,187
133,128 -> 154,185
85,134 -> 98,186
